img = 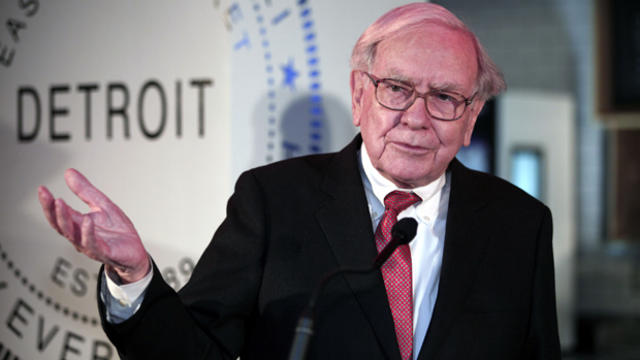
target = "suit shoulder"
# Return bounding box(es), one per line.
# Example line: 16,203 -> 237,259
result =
233,152 -> 343,198
246,152 -> 336,181
454,162 -> 549,214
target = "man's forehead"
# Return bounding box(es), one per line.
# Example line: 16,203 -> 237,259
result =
372,24 -> 478,91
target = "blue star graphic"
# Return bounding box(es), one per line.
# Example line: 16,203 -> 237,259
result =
281,58 -> 299,91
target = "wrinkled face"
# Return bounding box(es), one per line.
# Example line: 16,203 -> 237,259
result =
351,24 -> 485,188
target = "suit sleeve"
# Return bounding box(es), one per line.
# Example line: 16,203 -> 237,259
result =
97,170 -> 267,359
524,206 -> 561,359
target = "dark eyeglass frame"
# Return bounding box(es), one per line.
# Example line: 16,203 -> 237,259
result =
363,71 -> 476,121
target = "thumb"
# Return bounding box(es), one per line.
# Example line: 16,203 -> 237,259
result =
65,168 -> 114,211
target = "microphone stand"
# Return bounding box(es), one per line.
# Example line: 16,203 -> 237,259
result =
288,266 -> 374,360
287,218 -> 418,360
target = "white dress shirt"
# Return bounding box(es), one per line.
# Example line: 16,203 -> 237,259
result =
359,144 -> 449,360
101,263 -> 152,323
103,144 -> 450,360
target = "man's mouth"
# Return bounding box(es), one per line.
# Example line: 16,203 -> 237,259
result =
388,140 -> 432,155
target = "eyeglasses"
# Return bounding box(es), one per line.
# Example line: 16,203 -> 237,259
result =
363,72 -> 476,121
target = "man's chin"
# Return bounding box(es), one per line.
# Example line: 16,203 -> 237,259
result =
386,171 -> 437,189
375,154 -> 444,187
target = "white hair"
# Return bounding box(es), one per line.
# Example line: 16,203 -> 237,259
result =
350,2 -> 506,100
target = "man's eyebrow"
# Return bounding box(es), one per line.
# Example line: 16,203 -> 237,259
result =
382,69 -> 466,92
428,81 -> 465,93
383,68 -> 413,83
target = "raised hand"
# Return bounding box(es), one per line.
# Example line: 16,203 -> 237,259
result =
38,169 -> 150,283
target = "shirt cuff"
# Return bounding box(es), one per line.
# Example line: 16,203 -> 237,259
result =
100,264 -> 153,324
105,267 -> 153,306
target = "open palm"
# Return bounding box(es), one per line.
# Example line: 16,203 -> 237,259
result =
38,169 -> 150,283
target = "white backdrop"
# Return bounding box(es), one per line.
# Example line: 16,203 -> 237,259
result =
498,91 -> 576,348
0,1 -> 407,358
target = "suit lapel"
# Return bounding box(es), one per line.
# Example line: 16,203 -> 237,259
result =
315,135 -> 402,360
313,141 -> 492,360
417,159 -> 492,360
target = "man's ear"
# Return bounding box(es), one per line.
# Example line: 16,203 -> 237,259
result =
463,99 -> 486,146
350,70 -> 365,127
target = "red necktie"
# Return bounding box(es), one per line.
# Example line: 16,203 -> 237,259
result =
375,190 -> 421,360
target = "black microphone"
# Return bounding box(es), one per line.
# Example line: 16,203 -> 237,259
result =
373,218 -> 418,268
288,217 -> 419,360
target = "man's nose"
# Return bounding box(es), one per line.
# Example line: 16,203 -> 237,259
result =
402,96 -> 432,129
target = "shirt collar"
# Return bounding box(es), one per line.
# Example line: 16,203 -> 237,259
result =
359,143 -> 446,208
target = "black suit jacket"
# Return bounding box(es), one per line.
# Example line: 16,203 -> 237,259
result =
99,135 -> 561,359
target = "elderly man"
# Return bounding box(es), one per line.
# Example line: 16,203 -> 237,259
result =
38,3 -> 560,359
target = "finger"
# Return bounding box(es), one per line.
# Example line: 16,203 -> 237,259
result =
38,186 -> 63,235
53,196 -> 84,226
80,215 -> 104,262
64,168 -> 114,211
55,198 -> 81,246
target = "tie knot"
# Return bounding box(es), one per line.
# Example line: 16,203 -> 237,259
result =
383,191 -> 421,214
